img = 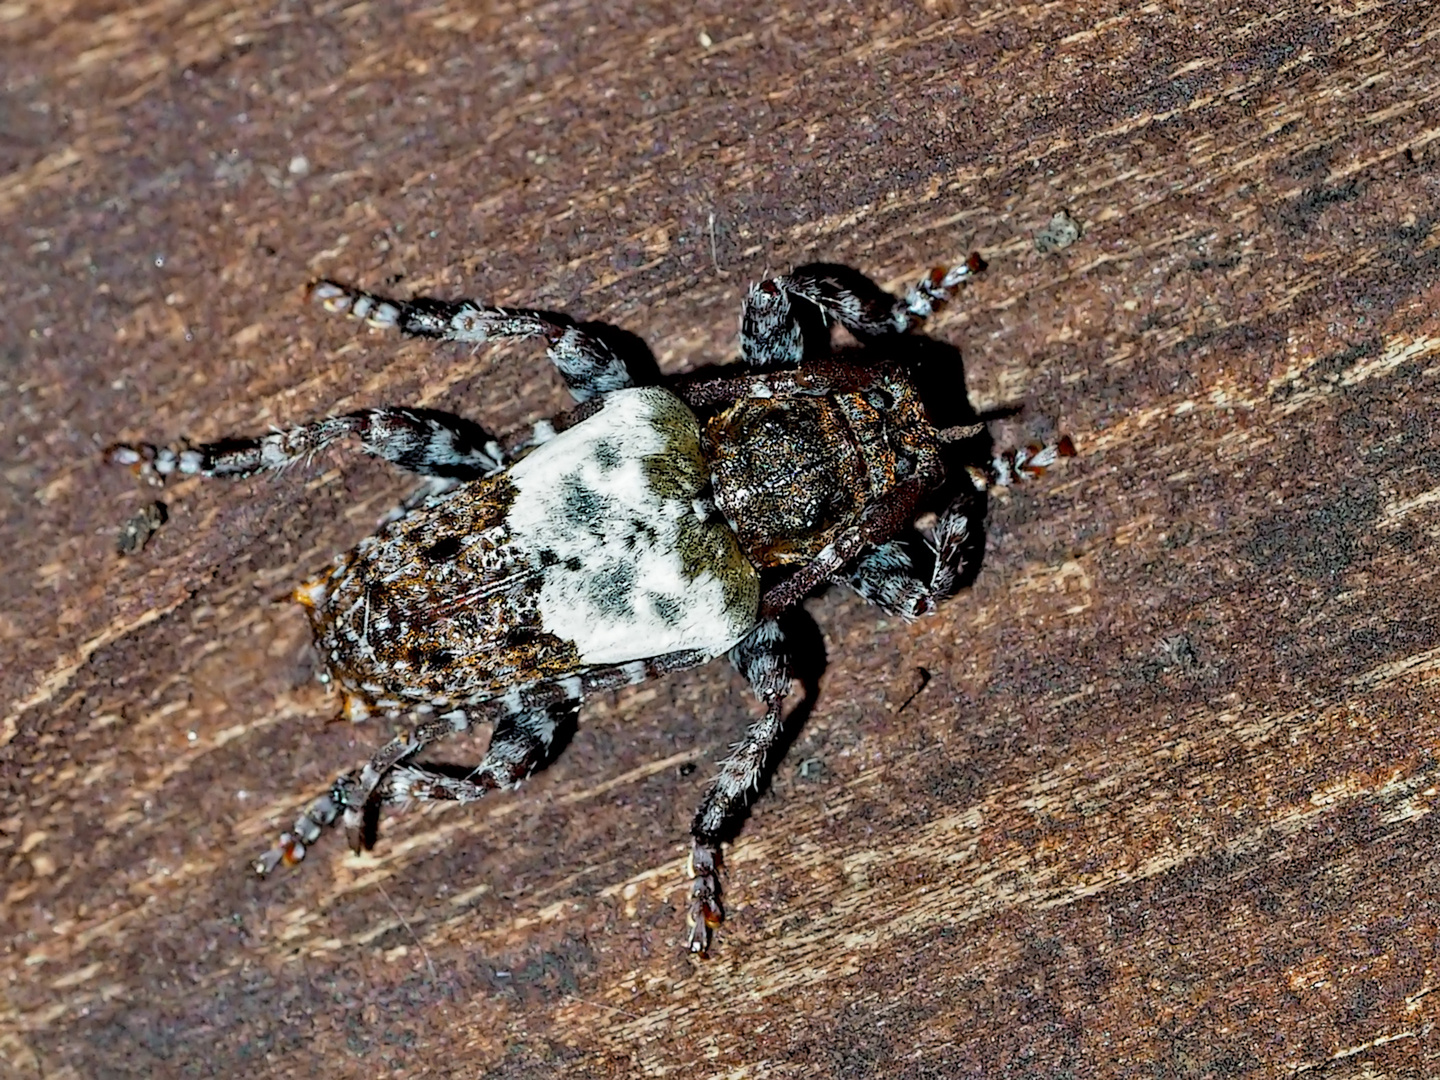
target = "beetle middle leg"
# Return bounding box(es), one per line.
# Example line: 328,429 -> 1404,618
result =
686,618 -> 796,956
311,280 -> 640,402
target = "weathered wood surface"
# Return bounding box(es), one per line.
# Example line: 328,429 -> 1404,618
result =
3,1 -> 1439,1075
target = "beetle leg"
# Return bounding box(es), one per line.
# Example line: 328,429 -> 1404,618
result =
840,491 -> 986,618
739,255 -> 985,367
375,702 -> 583,807
310,280 -> 642,402
738,277 -> 812,367
686,619 -> 794,956
756,472 -> 934,619
253,701 -> 578,874
838,541 -> 932,618
108,406 -> 506,483
968,434 -> 1078,489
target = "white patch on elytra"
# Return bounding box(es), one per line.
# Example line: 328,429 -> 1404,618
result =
506,387 -> 759,665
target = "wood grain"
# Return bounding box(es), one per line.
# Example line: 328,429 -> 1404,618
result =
3,0 -> 1439,1075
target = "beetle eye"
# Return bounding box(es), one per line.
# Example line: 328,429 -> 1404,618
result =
865,388 -> 893,410
895,453 -> 915,477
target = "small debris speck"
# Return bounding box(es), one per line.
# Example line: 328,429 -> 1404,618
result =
797,758 -> 825,782
1035,210 -> 1081,254
1156,634 -> 1201,671
116,500 -> 168,554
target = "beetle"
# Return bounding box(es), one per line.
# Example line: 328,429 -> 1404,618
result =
109,256 -> 1071,955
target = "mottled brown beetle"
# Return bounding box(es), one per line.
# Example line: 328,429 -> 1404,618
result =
109,255 -> 1071,955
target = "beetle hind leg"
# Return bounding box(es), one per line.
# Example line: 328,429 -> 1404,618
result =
366,701 -> 581,814
253,700 -> 578,874
252,786 -> 344,876
344,701 -> 579,846
108,406 -> 506,484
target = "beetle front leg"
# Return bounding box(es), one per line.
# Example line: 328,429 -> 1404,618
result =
841,491 -> 986,617
969,434 -> 1078,489
757,472 -> 936,619
739,255 -> 985,367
